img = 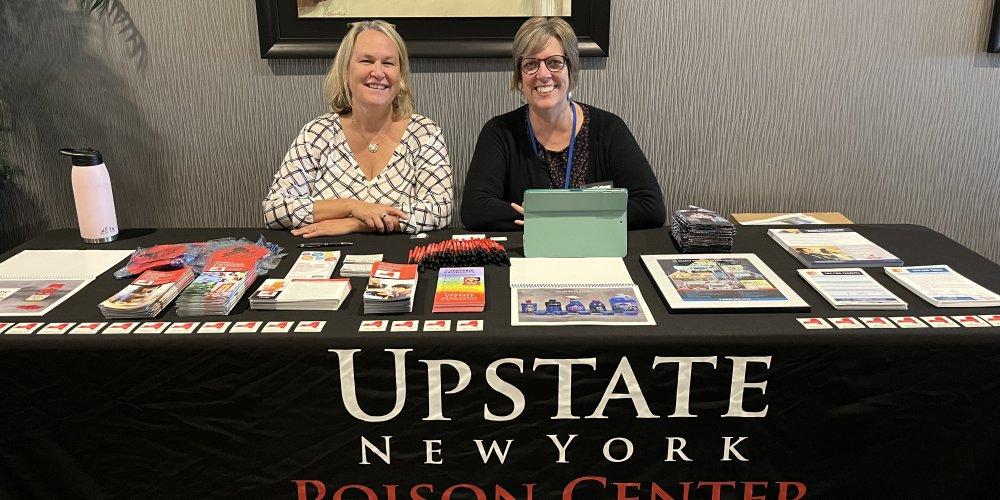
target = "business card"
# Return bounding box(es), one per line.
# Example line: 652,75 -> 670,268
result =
830,317 -> 865,329
797,317 -> 832,330
104,322 -> 139,334
0,322 -> 13,334
456,319 -> 484,332
135,322 -> 170,334
359,320 -> 388,332
390,320 -> 419,332
920,316 -> 958,328
231,321 -> 262,333
294,321 -> 326,333
39,322 -> 76,335
165,322 -> 199,334
8,322 -> 44,334
423,319 -> 451,332
262,321 -> 293,333
70,322 -> 107,334
889,316 -> 927,328
198,321 -> 232,334
980,314 -> 1000,327
859,317 -> 896,329
951,315 -> 989,328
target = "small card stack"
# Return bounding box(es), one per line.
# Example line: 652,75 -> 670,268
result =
363,262 -> 418,314
670,206 -> 735,253
99,267 -> 195,319
250,278 -> 352,310
432,267 -> 486,313
175,244 -> 269,316
341,254 -> 383,277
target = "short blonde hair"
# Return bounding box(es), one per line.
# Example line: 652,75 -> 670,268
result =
324,20 -> 414,120
510,17 -> 581,92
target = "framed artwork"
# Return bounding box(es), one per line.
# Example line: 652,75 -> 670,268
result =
989,0 -> 1000,53
255,0 -> 611,58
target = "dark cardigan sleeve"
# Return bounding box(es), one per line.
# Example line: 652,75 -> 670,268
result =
604,114 -> 667,229
460,118 -> 522,231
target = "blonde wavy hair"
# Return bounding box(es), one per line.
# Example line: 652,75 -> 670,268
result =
510,17 -> 581,93
324,20 -> 414,120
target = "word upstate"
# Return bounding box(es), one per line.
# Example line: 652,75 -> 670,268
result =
329,349 -> 771,422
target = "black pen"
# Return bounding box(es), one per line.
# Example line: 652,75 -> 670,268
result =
297,242 -> 355,248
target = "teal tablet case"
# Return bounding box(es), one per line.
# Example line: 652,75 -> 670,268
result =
523,188 -> 628,257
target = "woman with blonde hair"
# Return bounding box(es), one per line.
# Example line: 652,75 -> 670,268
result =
461,17 -> 665,231
264,20 -> 453,236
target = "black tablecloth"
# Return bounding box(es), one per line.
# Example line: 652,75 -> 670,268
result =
1,225 -> 999,499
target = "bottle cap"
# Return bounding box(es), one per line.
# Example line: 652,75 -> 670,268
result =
59,148 -> 103,166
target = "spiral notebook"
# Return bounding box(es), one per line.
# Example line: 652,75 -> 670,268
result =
0,250 -> 134,317
509,257 -> 654,326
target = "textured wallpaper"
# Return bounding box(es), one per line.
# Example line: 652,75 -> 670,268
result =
1,0 -> 998,263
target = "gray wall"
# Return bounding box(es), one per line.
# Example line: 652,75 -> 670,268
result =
2,0 -> 999,262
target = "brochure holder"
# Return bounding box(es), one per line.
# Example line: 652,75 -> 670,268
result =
523,188 -> 628,257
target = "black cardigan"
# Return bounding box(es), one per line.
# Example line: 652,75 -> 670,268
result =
460,104 -> 666,231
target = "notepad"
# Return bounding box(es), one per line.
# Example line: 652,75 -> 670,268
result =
509,257 -> 654,326
0,249 -> 134,317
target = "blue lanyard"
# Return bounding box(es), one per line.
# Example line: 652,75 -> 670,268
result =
527,102 -> 578,189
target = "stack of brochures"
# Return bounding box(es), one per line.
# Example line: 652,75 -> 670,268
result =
286,251 -> 341,279
99,266 -> 196,318
768,228 -> 903,268
363,262 -> 418,314
249,278 -> 352,310
432,267 -> 485,313
798,268 -> 907,310
175,243 -> 270,316
341,254 -> 383,277
885,265 -> 1000,307
670,206 -> 735,252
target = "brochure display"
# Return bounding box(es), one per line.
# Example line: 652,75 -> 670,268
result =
798,268 -> 907,310
768,228 -> 903,268
885,265 -> 1000,307
432,267 -> 485,313
0,249 -> 133,316
509,257 -> 654,326
249,278 -> 352,311
363,262 -> 418,314
99,267 -> 196,318
285,251 -> 340,279
641,254 -> 809,310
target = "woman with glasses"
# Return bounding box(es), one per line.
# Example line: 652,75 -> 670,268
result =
264,20 -> 453,237
460,17 -> 665,231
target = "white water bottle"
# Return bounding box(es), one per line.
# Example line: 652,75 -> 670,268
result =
59,148 -> 119,243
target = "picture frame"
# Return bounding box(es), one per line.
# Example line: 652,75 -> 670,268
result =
989,0 -> 1000,53
254,0 -> 611,59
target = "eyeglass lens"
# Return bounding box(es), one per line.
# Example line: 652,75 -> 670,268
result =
521,56 -> 566,74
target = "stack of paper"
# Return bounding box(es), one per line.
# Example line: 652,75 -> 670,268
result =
99,267 -> 196,318
175,243 -> 270,316
798,268 -> 907,310
0,249 -> 134,317
250,278 -> 352,310
670,206 -> 735,252
768,228 -> 903,268
885,265 -> 1000,307
340,254 -> 383,277
432,267 -> 485,313
363,262 -> 418,314
286,251 -> 341,279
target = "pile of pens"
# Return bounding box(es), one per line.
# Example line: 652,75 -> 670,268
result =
408,238 -> 510,271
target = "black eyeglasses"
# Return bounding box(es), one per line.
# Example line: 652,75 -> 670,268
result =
519,55 -> 567,75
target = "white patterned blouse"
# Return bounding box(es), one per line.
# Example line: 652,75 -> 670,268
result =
263,113 -> 453,233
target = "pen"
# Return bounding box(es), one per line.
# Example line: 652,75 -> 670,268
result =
297,242 -> 355,248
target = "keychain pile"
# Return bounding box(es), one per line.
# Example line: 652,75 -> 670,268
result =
408,238 -> 510,271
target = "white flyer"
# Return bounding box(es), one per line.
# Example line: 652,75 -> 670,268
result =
286,251 -> 341,279
885,265 -> 1000,307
